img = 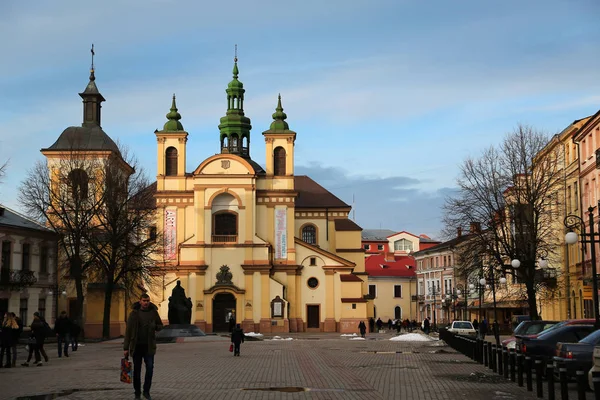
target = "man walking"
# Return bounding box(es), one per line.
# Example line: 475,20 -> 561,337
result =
54,311 -> 71,357
123,293 -> 163,400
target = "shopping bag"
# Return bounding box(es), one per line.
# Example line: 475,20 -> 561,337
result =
229,343 -> 233,352
120,357 -> 132,384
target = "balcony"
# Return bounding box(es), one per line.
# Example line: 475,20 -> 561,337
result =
0,269 -> 38,290
212,235 -> 237,244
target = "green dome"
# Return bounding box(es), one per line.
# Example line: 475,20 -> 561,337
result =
227,60 -> 244,89
163,94 -> 184,131
269,94 -> 289,130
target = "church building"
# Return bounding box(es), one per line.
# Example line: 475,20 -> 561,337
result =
150,57 -> 369,332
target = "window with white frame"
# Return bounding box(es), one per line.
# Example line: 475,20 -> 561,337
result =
393,239 -> 413,251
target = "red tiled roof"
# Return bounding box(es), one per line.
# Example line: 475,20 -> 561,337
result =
365,255 -> 416,277
340,274 -> 363,282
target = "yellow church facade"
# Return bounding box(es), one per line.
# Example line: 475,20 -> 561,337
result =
148,59 -> 368,333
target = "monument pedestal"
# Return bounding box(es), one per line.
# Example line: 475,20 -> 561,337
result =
156,324 -> 206,342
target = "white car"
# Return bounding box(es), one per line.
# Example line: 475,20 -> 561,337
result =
447,321 -> 477,336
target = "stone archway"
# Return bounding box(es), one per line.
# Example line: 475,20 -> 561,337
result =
212,292 -> 236,332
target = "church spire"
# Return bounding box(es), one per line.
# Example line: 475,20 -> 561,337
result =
269,94 -> 289,130
79,44 -> 105,127
218,47 -> 252,157
163,94 -> 184,131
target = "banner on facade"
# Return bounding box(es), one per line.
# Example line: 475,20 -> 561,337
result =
164,209 -> 177,260
274,208 -> 287,259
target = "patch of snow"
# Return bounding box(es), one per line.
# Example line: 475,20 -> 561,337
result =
350,337 -> 366,340
271,336 -> 294,341
389,333 -> 434,342
340,333 -> 358,337
245,332 -> 264,337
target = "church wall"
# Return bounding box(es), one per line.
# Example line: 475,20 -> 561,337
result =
294,216 -> 328,248
252,272 -> 262,323
203,248 -> 246,289
255,204 -> 268,242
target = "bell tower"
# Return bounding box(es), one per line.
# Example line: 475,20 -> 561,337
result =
262,94 -> 296,179
218,53 -> 252,157
155,95 -> 188,188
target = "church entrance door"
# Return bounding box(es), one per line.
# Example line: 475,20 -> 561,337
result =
213,293 -> 236,332
307,305 -> 320,329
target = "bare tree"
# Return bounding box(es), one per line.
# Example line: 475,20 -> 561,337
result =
18,151 -> 106,323
444,125 -> 563,320
84,149 -> 160,339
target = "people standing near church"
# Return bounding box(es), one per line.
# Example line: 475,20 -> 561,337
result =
10,312 -> 23,367
376,318 -> 383,332
22,312 -> 47,366
54,311 -> 72,357
70,319 -> 81,351
123,293 -> 163,400
358,321 -> 367,338
227,310 -> 236,333
368,317 -> 375,333
230,323 -> 245,356
0,312 -> 19,368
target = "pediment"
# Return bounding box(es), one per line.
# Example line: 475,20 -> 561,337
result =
194,154 -> 255,175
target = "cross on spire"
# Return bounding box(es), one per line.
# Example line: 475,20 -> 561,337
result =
234,44 -> 238,63
90,44 -> 95,72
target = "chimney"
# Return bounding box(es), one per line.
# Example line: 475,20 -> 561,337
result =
457,227 -> 462,237
469,222 -> 481,233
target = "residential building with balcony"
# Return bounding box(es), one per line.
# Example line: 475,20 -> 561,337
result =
0,205 -> 58,326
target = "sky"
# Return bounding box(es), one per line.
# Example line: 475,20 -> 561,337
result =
0,0 -> 599,240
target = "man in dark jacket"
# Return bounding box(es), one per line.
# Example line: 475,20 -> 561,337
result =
231,323 -> 245,356
10,313 -> 23,367
123,293 -> 163,400
54,311 -> 72,357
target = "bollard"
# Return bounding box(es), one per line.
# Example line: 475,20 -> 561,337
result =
492,345 -> 497,373
472,339 -> 477,360
535,359 -> 543,398
510,349 -> 516,382
517,353 -> 524,387
503,347 -> 509,379
475,338 -> 479,362
559,366 -> 569,400
525,356 -> 533,392
488,341 -> 493,370
576,370 -> 586,400
480,339 -> 485,364
546,363 -> 555,400
483,342 -> 488,367
497,346 -> 503,376
592,371 -> 600,398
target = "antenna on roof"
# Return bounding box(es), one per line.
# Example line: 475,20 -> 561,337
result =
352,193 -> 355,221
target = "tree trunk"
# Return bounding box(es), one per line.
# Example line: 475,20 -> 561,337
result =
102,278 -> 115,340
70,256 -> 85,330
525,267 -> 539,320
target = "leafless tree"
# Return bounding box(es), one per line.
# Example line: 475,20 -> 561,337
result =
18,151 -> 105,323
444,124 -> 563,320
84,148 -> 160,339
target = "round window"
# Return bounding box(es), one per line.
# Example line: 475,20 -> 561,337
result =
307,277 -> 319,289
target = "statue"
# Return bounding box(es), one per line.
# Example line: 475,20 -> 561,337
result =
167,280 -> 193,325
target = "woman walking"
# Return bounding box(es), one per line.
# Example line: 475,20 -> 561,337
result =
231,324 -> 245,356
0,313 -> 19,368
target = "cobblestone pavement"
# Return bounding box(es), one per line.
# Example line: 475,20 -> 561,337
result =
0,332 -> 593,400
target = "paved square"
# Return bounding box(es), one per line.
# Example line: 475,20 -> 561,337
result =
0,333 -> 590,400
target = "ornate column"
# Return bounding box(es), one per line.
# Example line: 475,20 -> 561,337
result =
195,268 -> 207,331
324,270 -> 336,332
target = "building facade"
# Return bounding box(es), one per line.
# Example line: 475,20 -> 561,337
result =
0,205 -> 59,326
149,59 -> 368,333
365,253 -> 417,321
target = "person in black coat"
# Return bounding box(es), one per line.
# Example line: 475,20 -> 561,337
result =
10,313 -> 23,367
358,321 -> 367,338
230,324 -> 245,356
0,313 -> 19,368
70,319 -> 81,351
54,311 -> 72,357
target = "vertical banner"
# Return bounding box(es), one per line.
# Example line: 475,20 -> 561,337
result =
164,209 -> 177,260
274,207 -> 287,259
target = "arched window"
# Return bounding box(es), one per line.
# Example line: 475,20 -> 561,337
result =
394,306 -> 401,320
213,212 -> 237,243
301,225 -> 317,245
230,134 -> 239,152
394,239 -> 413,252
274,146 -> 286,176
165,147 -> 178,176
68,169 -> 89,203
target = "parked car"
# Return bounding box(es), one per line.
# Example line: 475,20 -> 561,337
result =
511,315 -> 531,330
447,321 -> 477,336
502,320 -> 558,349
588,346 -> 600,390
517,324 -> 596,373
554,328 -> 600,381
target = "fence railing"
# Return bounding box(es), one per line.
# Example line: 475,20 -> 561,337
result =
439,328 -> 600,400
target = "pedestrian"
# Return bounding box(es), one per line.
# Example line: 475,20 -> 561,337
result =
0,312 -> 19,368
358,321 -> 367,338
54,311 -> 72,357
472,319 -> 479,331
368,317 -> 375,333
423,317 -> 430,334
376,318 -> 383,332
227,310 -> 236,333
22,312 -> 46,366
230,323 -> 245,356
479,318 -> 488,340
123,293 -> 163,400
10,312 -> 23,367
70,319 -> 81,351
36,312 -> 50,363
387,318 -> 393,331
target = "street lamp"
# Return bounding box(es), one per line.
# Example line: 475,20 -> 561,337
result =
564,205 -> 600,328
428,285 -> 441,331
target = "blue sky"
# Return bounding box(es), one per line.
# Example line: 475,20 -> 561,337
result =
1,0 -> 599,239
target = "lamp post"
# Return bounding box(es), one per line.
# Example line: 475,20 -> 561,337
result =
445,287 -> 461,321
428,285 -> 441,331
564,205 -> 600,328
478,271 -> 507,346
